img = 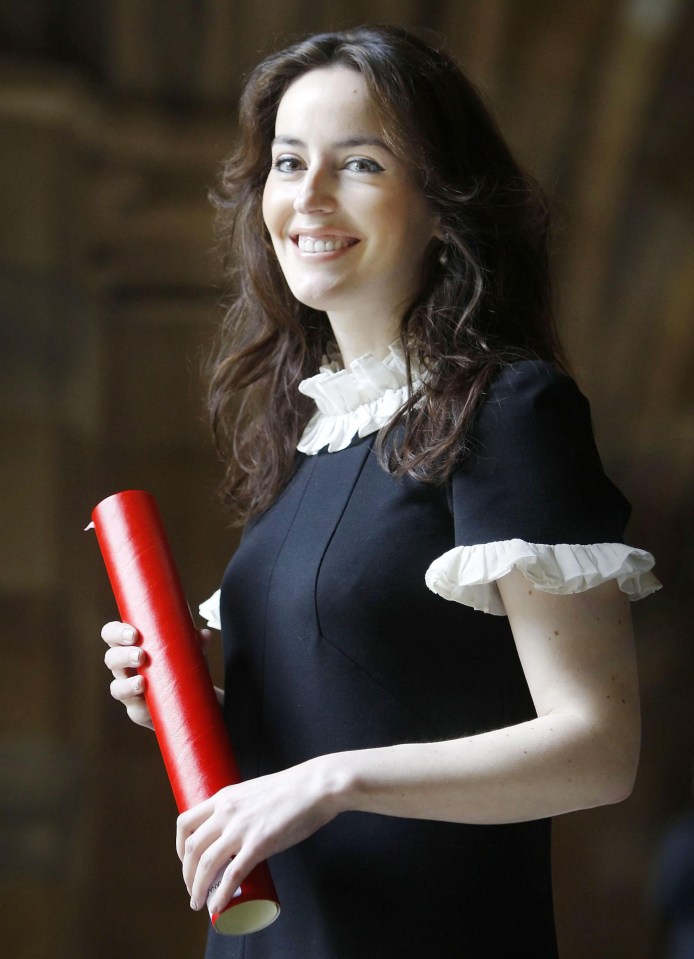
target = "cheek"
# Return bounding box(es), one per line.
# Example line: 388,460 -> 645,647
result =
388,208 -> 436,265
380,185 -> 435,237
261,178 -> 289,239
262,177 -> 297,238
261,183 -> 274,234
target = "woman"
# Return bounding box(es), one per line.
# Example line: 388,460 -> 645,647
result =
102,25 -> 660,958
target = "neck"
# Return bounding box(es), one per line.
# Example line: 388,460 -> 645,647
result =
327,311 -> 399,367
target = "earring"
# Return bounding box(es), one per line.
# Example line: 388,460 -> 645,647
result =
438,243 -> 449,266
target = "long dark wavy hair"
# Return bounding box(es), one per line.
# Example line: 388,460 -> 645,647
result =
208,24 -> 566,524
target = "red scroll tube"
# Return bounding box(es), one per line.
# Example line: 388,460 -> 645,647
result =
90,490 -> 280,935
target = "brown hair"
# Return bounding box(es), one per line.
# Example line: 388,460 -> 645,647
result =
208,24 -> 566,523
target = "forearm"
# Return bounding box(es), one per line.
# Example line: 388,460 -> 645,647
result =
182,581 -> 643,914
317,708 -> 639,826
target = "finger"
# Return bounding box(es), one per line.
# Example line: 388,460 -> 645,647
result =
110,674 -> 145,703
101,622 -> 139,647
124,701 -> 153,728
104,645 -> 143,676
208,845 -> 259,915
190,836 -> 239,911
176,800 -> 213,862
109,675 -> 151,726
181,815 -> 224,898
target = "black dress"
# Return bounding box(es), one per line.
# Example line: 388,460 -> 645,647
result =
204,359 -> 658,959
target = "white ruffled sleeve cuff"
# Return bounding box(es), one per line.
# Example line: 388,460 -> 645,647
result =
425,540 -> 661,616
198,589 -> 221,630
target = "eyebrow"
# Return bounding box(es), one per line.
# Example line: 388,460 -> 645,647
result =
271,134 -> 390,151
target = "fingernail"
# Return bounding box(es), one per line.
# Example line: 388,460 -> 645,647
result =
190,899 -> 198,911
129,648 -> 141,665
122,627 -> 135,643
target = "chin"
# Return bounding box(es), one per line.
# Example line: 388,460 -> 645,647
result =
287,282 -> 344,312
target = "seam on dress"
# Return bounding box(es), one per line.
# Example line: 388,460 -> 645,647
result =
315,626 -> 439,739
312,442 -> 372,640
256,455 -> 319,778
311,442 -> 439,737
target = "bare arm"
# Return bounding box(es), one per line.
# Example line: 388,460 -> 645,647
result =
326,573 -> 639,823
179,573 -> 640,913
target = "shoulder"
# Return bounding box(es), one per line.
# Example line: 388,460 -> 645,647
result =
471,359 -> 594,456
481,359 -> 586,421
447,358 -> 632,544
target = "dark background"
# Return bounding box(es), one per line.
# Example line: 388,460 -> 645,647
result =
0,1 -> 692,957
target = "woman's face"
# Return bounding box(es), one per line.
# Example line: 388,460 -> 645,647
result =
262,66 -> 438,337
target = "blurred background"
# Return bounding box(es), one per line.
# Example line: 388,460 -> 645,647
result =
0,1 -> 692,957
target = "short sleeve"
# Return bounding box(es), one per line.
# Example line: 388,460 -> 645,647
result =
425,361 -> 660,614
199,589 -> 221,629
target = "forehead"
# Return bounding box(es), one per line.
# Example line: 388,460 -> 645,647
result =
274,66 -> 381,133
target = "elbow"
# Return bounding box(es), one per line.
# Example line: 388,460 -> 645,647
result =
590,721 -> 641,807
611,743 -> 640,804
601,760 -> 637,806
579,755 -> 637,810
560,705 -> 641,809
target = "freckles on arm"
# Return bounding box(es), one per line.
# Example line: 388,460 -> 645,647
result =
499,570 -> 641,802
322,571 -> 641,827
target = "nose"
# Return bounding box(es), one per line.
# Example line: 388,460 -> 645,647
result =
293,163 -> 336,215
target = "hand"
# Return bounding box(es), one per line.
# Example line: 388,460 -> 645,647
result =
102,621 -> 215,729
176,759 -> 340,914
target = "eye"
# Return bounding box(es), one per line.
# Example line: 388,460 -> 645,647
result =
344,157 -> 384,174
272,154 -> 304,173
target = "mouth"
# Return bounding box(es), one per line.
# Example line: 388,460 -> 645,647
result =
292,234 -> 359,254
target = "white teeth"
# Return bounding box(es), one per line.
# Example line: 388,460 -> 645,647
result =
297,236 -> 353,253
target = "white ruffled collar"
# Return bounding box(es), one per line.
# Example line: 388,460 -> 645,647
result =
297,342 -> 419,455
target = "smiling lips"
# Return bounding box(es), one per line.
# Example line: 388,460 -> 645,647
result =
295,235 -> 359,254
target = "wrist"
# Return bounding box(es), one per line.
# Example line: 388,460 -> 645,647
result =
307,751 -> 359,819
